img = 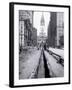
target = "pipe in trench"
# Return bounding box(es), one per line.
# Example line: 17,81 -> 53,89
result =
34,49 -> 51,78
43,50 -> 51,78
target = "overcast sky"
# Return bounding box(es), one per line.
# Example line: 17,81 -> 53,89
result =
33,12 -> 50,36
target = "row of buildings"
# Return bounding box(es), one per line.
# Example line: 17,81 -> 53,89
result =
19,10 -> 64,50
47,12 -> 64,48
19,10 -> 37,51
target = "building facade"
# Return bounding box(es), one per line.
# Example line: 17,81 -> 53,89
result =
56,12 -> 64,47
19,10 -> 33,49
47,12 -> 64,48
47,12 -> 57,48
19,10 -> 37,51
31,27 -> 37,46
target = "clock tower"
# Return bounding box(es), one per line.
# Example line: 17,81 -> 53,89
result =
39,13 -> 46,43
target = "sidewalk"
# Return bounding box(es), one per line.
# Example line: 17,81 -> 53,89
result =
19,48 -> 41,79
49,47 -> 64,58
44,50 -> 64,77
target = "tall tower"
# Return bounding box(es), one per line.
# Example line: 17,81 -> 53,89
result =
39,12 -> 46,43
40,12 -> 45,26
